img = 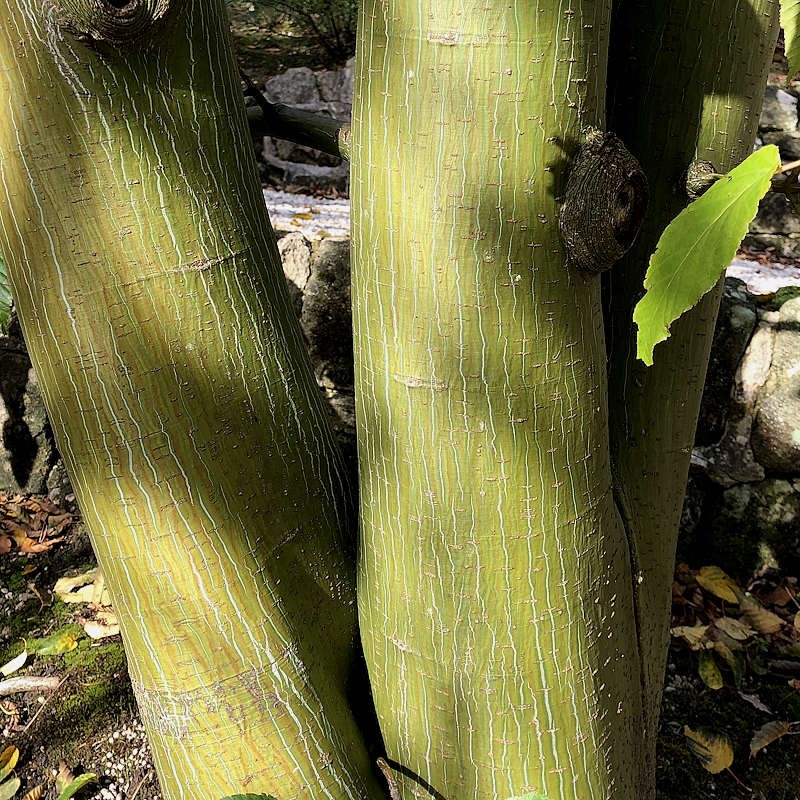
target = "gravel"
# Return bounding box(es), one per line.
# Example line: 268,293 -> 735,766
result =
263,188 -> 350,239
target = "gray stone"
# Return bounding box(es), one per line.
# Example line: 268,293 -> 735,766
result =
263,67 -> 321,105
279,232 -> 313,292
739,323 -> 774,406
0,333 -> 56,494
752,393 -> 800,472
277,234 -> 356,474
748,192 -> 800,236
278,232 -> 312,319
46,460 -> 74,508
683,476 -> 800,578
700,483 -> 763,578
750,296 -> 800,473
300,238 -> 353,389
759,86 -> 799,132
272,137 -> 343,168
261,152 -> 350,193
742,232 -> 800,261
762,129 -> 800,160
694,422 -> 765,487
692,284 -> 771,487
696,278 -> 757,445
316,68 -> 353,105
748,479 -> 800,573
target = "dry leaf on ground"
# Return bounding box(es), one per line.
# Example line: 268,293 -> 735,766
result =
696,565 -> 741,604
714,617 -> 756,641
750,720 -> 792,757
684,726 -> 734,774
671,624 -> 709,650
740,595 -> 784,634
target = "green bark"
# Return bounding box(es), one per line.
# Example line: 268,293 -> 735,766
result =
606,0 -> 779,772
0,2 -> 379,799
351,3 -> 645,799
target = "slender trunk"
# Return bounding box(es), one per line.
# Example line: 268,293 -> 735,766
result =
606,0 -> 779,776
351,3 -> 646,798
0,2 -> 379,798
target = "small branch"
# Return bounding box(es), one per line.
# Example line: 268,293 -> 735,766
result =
22,674 -> 70,732
777,157 -> 800,174
0,675 -> 61,696
240,70 -> 351,161
376,757 -> 400,800
128,769 -> 153,800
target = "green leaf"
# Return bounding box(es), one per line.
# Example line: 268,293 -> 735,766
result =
0,777 -> 20,800
55,774 -> 96,800
30,629 -> 79,656
634,145 -> 780,365
0,252 -> 11,334
781,0 -> 800,77
507,795 -> 549,800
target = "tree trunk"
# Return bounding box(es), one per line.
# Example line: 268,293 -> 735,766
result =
606,0 -> 779,776
350,2 -> 778,799
0,3 -> 380,799
351,3 -> 646,798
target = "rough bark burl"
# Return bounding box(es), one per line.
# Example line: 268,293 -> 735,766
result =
685,160 -> 719,200
559,129 -> 648,273
53,0 -> 175,46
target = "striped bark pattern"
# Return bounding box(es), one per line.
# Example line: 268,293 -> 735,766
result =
0,2 -> 379,798
606,0 -> 779,782
351,3 -> 645,798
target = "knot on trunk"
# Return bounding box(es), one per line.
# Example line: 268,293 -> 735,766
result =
54,0 -> 175,47
559,129 -> 648,274
685,160 -> 719,200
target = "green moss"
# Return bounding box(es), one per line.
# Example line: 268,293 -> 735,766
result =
62,637 -> 125,674
6,568 -> 27,594
32,638 -> 133,747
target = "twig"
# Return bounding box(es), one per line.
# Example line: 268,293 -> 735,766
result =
0,675 -> 60,696
376,757 -> 400,800
127,769 -> 152,800
726,766 -> 752,793
21,673 -> 69,732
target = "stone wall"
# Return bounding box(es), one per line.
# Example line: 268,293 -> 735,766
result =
747,84 -> 800,259
680,279 -> 800,576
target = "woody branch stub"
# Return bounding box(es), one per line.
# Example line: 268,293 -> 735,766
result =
559,129 -> 648,273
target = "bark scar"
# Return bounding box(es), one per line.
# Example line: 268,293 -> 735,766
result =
559,129 -> 648,273
52,0 -> 177,49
